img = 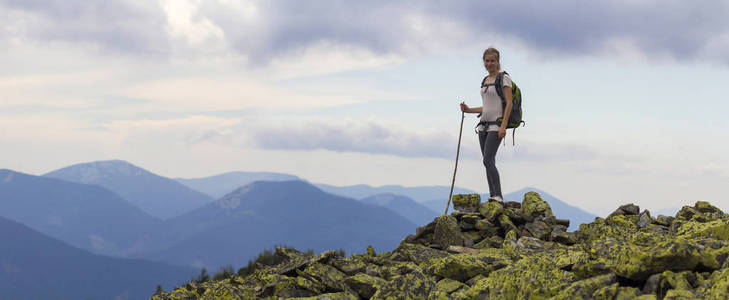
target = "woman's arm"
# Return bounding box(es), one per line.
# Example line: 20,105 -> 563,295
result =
460,102 -> 482,114
499,86 -> 513,138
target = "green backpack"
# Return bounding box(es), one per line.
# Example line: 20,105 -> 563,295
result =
480,71 -> 525,144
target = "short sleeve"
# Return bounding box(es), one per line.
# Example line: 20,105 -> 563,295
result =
502,74 -> 512,88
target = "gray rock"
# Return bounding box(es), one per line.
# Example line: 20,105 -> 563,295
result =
619,203 -> 640,215
433,215 -> 464,248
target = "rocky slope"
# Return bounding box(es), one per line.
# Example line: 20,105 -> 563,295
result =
151,192 -> 729,299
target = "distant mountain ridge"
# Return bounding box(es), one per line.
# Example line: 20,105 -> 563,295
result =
0,215 -> 195,300
44,160 -> 214,219
1,162 -> 604,299
169,167 -> 596,232
315,183 -> 477,203
360,193 -> 439,227
175,171 -> 301,199
136,180 -> 418,270
0,169 -> 160,256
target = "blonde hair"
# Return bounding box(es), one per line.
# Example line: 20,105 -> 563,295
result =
482,47 -> 501,71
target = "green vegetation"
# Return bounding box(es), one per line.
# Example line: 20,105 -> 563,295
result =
191,267 -> 209,283
211,265 -> 235,281
154,285 -> 163,295
236,245 -> 345,277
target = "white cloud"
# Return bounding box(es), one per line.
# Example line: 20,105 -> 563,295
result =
160,0 -> 224,44
267,40 -> 405,79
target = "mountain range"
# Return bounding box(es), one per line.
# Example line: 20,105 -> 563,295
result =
1,159 -> 600,298
0,215 -> 195,300
44,160 -> 214,219
360,193 -> 438,227
136,181 -> 417,269
0,169 -> 160,256
175,171 -> 301,199
170,164 -> 596,231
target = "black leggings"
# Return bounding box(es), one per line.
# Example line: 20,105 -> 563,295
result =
479,130 -> 502,197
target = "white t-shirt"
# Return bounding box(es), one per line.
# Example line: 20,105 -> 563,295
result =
479,73 -> 512,132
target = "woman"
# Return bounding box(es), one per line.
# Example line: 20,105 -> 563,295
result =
460,47 -> 513,203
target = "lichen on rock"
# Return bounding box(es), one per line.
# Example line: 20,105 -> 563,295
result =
151,194 -> 729,300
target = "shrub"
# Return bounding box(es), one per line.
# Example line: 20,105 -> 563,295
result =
212,265 -> 235,281
192,267 -> 210,283
237,244 -> 317,276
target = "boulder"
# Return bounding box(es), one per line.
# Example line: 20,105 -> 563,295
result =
619,203 -> 641,215
655,214 -> 674,226
473,235 -> 503,249
392,243 -> 449,265
479,201 -> 503,222
446,246 -> 478,255
525,220 -> 551,240
458,214 -> 480,230
638,210 -> 653,228
435,278 -> 465,294
521,192 -> 554,222
452,194 -> 480,213
467,252 -> 575,299
591,283 -> 641,299
433,215 -> 464,248
293,292 -> 359,300
551,273 -> 617,299
555,218 -> 570,227
343,273 -> 385,299
613,237 -> 701,281
474,219 -> 499,237
296,262 -> 348,292
331,258 -> 366,276
370,270 -> 435,300
498,214 -> 518,234
504,201 -> 521,209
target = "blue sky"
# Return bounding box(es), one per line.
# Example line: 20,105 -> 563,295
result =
1,0 -> 728,216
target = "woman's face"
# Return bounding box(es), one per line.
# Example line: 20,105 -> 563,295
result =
483,54 -> 499,73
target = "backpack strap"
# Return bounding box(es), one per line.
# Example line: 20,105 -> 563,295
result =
494,71 -> 507,104
478,76 -> 489,118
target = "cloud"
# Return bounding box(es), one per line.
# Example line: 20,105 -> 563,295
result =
447,1 -> 729,62
0,0 -> 169,55
4,0 -> 729,65
245,118 -> 614,163
249,119 -> 459,159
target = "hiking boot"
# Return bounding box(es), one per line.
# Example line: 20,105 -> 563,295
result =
488,196 -> 504,204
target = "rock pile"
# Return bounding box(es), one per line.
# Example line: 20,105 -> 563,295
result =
404,192 -> 576,251
151,192 -> 729,299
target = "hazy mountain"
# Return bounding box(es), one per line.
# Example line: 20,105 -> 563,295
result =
504,187 -> 597,231
139,180 -> 417,270
0,215 -> 195,300
315,183 -> 477,203
0,169 -> 160,256
176,171 -> 301,199
44,160 -> 214,219
360,193 -> 439,227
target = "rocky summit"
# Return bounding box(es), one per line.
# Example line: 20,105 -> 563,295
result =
151,192 -> 729,299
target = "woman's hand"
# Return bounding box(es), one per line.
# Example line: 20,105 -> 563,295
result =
460,102 -> 469,112
498,127 -> 506,139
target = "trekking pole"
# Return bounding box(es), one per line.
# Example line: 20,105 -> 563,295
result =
445,109 -> 465,215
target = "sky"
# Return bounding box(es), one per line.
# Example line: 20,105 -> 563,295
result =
1,0 -> 729,216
